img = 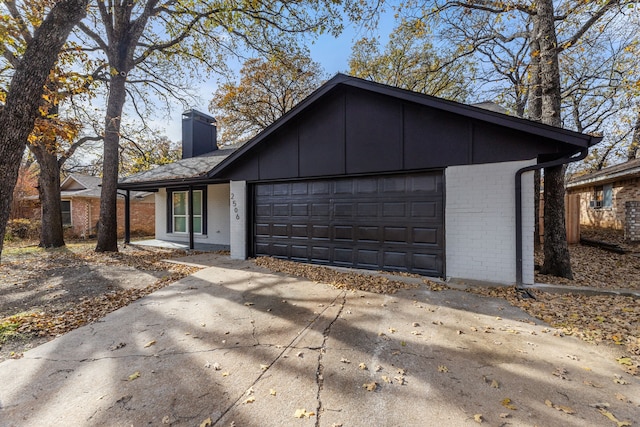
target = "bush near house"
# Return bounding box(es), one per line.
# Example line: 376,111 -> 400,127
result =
4,219 -> 40,242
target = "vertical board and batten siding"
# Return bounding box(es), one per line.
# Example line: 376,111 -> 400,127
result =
253,172 -> 444,275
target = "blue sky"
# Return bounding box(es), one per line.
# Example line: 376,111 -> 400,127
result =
156,10 -> 398,142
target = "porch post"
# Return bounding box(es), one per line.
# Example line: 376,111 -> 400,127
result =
188,186 -> 194,250
124,190 -> 131,244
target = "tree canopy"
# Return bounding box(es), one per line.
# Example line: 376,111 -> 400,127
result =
348,18 -> 473,102
210,54 -> 326,145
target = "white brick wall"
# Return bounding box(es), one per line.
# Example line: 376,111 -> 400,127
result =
445,159 -> 535,284
230,180 -> 247,259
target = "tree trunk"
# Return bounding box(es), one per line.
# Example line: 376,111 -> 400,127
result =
528,14 -> 543,250
95,73 -> 127,252
30,144 -> 65,247
540,165 -> 573,278
537,0 -> 573,279
0,0 -> 88,260
627,111 -> 640,161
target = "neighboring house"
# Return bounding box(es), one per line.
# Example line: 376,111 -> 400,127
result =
566,158 -> 640,231
119,74 -> 599,285
59,173 -> 155,238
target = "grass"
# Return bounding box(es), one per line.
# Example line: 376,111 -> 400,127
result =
0,319 -> 22,343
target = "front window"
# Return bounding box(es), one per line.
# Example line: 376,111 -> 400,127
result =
170,189 -> 205,234
61,200 -> 71,225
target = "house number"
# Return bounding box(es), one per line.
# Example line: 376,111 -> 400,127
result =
231,193 -> 240,220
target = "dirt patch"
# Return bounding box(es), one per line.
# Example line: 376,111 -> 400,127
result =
0,241 -> 202,362
535,226 -> 640,290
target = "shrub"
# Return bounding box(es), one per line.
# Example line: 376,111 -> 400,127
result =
5,218 -> 41,241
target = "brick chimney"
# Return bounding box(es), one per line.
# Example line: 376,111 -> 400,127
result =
182,109 -> 217,159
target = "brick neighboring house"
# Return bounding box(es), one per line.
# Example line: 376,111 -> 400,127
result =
566,158 -> 640,231
59,173 -> 155,238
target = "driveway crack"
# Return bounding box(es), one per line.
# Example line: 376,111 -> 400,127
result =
315,291 -> 346,427
212,290 -> 347,426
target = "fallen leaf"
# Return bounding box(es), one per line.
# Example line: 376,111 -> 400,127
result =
616,357 -> 633,366
473,414 -> 483,423
359,363 -> 368,370
394,375 -> 406,385
388,327 -> 396,333
199,418 -> 212,427
260,364 -> 269,371
363,381 -> 378,391
381,375 -> 392,383
499,413 -> 510,419
144,340 -> 156,348
244,302 -> 254,306
340,357 -> 351,363
438,365 -> 449,373
501,398 -> 517,410
221,372 -> 230,377
374,365 -> 383,372
598,408 -> 632,426
270,389 -> 277,396
552,367 -> 569,379
556,405 -> 576,414
128,371 -> 140,381
244,396 -> 255,404
613,375 -> 629,385
491,379 -> 500,389
294,409 -> 312,418
615,393 -> 628,402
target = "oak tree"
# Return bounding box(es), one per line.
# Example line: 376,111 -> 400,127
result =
0,0 -> 89,258
210,54 -> 326,145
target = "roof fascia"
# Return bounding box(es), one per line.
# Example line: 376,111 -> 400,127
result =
567,166 -> 640,189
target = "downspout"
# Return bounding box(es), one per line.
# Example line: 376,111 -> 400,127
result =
515,147 -> 588,286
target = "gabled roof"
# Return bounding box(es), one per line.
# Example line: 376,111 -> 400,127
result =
119,73 -> 602,189
205,74 -> 600,180
567,158 -> 640,189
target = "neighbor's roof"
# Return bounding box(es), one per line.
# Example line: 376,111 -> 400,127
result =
118,148 -> 237,188
567,157 -> 640,189
61,173 -> 152,199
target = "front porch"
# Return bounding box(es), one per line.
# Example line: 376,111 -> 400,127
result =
127,239 -> 229,252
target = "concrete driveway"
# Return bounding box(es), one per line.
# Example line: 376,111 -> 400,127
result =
1,256 -> 638,426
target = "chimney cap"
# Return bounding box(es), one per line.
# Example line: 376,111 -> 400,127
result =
182,109 -> 216,124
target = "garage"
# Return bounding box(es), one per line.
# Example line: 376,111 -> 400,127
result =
252,171 -> 444,276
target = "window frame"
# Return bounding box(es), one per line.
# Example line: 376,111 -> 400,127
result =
61,200 -> 72,226
166,187 -> 207,235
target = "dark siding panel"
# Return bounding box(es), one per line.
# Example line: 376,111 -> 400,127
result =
252,172 -> 444,276
472,122 -> 563,163
258,126 -> 299,179
404,103 -> 470,168
225,156 -> 259,182
299,92 -> 346,177
345,89 -> 403,174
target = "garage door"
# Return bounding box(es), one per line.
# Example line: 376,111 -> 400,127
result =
252,172 -> 444,276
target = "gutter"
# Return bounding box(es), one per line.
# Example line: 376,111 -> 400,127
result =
514,147 -> 589,286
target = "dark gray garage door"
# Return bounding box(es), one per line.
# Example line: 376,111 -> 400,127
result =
252,172 -> 444,276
